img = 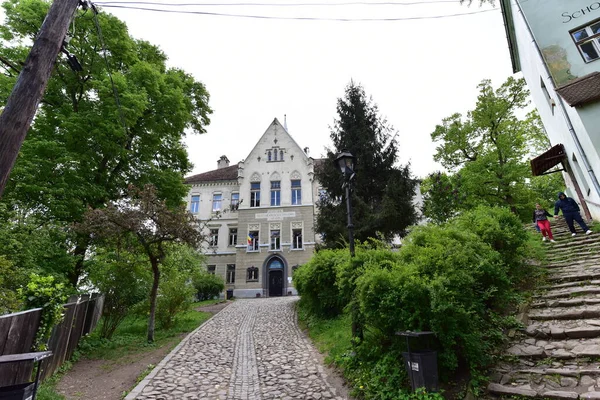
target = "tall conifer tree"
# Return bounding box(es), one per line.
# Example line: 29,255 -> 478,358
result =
316,82 -> 417,247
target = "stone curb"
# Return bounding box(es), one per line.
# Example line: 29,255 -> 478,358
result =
124,302 -> 233,400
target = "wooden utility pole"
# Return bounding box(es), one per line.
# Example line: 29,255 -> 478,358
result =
0,0 -> 80,197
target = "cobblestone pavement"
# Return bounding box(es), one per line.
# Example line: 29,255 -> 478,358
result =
127,297 -> 349,400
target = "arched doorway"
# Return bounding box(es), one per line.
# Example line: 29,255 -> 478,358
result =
266,257 -> 285,297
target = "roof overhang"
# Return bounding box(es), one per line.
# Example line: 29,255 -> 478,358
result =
500,0 -> 521,73
530,144 -> 566,176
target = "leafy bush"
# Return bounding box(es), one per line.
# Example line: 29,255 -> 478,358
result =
19,273 -> 68,350
87,249 -> 150,339
357,225 -> 513,373
0,256 -> 24,314
294,249 -> 349,317
193,272 -> 225,301
156,270 -> 196,329
451,205 -> 529,275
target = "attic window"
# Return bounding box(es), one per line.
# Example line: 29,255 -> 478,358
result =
267,147 -> 285,162
571,19 -> 600,63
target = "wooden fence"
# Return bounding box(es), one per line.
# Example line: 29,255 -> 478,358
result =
0,293 -> 104,386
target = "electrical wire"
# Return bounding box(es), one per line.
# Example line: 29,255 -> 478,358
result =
91,6 -> 129,137
94,1 -> 463,6
93,4 -> 499,21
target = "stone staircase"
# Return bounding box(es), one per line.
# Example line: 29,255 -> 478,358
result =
486,218 -> 600,399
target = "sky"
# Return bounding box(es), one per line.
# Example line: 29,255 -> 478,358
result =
5,0 -> 519,179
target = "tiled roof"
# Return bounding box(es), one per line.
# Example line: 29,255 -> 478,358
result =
556,72 -> 600,107
185,165 -> 238,184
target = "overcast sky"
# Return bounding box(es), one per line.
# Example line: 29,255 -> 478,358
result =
6,1 -> 519,179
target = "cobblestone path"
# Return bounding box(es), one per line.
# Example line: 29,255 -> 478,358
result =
126,297 -> 349,400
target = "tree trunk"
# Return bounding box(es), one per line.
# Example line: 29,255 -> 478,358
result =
68,239 -> 89,288
147,257 -> 160,343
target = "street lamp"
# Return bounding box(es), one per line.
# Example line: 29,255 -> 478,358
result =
334,151 -> 356,257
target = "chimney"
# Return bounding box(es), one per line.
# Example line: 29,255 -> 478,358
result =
217,155 -> 230,169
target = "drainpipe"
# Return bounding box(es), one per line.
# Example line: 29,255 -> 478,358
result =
514,0 -> 600,205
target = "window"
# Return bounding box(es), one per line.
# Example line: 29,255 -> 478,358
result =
540,78 -> 555,115
209,228 -> 219,247
571,20 -> 600,62
229,228 -> 237,246
226,264 -> 235,284
230,193 -> 240,211
280,150 -> 284,161
270,229 -> 281,250
250,182 -> 260,207
270,181 -> 281,206
190,195 -> 200,213
291,180 -> 301,205
247,266 -> 259,282
212,193 -> 222,212
207,265 -> 216,275
274,150 -> 278,161
268,150 -> 272,161
292,228 -> 303,249
247,230 -> 259,251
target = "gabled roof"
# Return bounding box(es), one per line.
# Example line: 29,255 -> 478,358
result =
184,164 -> 238,184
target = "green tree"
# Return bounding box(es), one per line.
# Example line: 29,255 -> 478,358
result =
0,0 -> 212,286
421,171 -> 465,224
431,77 -> 562,219
79,185 -> 202,343
315,82 -> 417,247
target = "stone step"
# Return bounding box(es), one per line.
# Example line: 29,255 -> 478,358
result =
532,296 -> 600,309
542,281 -> 600,291
548,236 -> 600,251
549,268 -> 600,283
488,367 -> 600,398
525,320 -> 600,339
537,286 -> 600,300
506,337 -> 600,360
547,254 -> 600,265
547,260 -> 600,269
529,306 -> 600,321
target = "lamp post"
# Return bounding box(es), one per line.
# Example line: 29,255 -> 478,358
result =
334,151 -> 356,257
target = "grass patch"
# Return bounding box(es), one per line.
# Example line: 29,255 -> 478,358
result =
78,299 -> 220,360
297,305 -> 352,366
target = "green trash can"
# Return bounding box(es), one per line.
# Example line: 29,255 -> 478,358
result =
0,382 -> 35,400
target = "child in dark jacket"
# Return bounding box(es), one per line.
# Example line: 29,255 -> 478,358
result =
554,192 -> 592,236
533,203 -> 555,242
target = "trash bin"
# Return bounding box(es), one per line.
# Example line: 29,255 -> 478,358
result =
402,350 -> 438,392
0,382 -> 35,400
396,331 -> 439,393
226,289 -> 234,299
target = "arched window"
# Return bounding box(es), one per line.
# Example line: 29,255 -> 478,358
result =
267,151 -> 272,161
274,150 -> 278,161
280,150 -> 284,161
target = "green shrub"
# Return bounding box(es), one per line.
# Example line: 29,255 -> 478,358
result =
294,249 -> 349,317
156,270 -> 196,329
0,256 -> 24,314
193,272 -> 225,301
452,205 -> 529,274
19,273 -> 68,350
357,225 -> 511,373
87,250 -> 150,339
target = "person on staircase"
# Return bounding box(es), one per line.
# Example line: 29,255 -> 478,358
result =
533,203 -> 555,242
553,192 -> 592,237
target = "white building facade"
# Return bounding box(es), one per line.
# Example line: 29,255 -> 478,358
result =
184,119 -> 322,298
500,0 -> 600,219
